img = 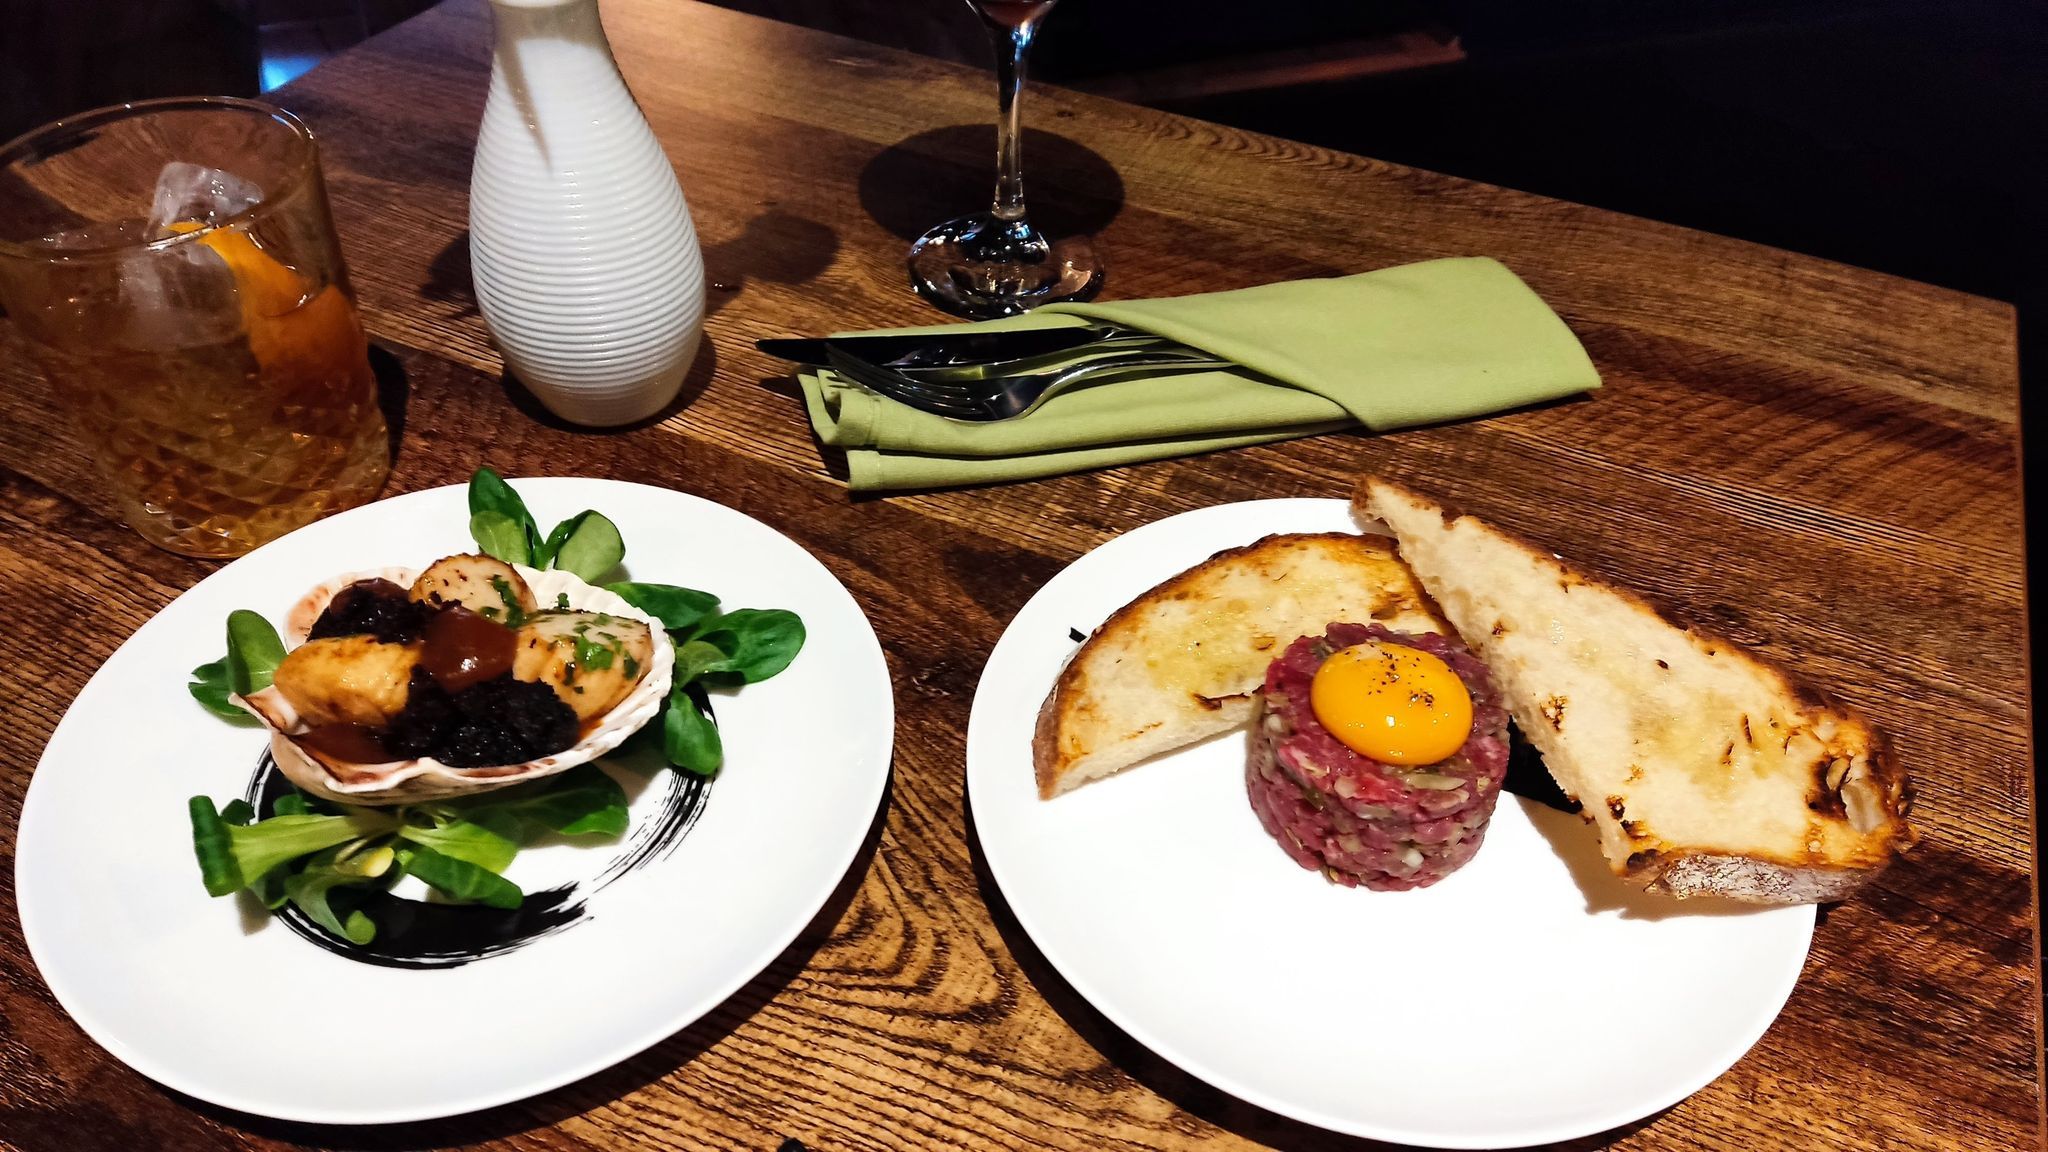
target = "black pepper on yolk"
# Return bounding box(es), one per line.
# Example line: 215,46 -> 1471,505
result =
1307,641 -> 1475,766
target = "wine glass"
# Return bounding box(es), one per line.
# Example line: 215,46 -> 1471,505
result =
907,0 -> 1104,318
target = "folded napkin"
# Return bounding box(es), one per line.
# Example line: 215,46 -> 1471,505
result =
798,256 -> 1599,491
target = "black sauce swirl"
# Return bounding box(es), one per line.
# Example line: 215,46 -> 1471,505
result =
241,745 -> 712,970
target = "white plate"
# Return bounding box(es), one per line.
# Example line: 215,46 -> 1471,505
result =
16,479 -> 894,1124
966,499 -> 1814,1149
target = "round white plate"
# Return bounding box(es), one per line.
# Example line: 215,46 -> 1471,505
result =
966,498 -> 1813,1149
16,479 -> 894,1124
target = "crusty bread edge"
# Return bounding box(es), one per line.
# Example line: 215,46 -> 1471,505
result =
1031,681 -> 1070,799
1643,853 -> 1883,905
1032,531 -> 1405,800
1355,475 -> 1917,902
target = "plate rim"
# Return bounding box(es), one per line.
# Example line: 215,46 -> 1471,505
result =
15,477 -> 896,1125
965,496 -> 1814,1149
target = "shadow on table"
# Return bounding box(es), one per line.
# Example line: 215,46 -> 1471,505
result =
422,232 -> 478,318
426,222 -> 723,432
702,206 -> 841,316
170,769 -> 896,1149
496,338 -> 719,433
368,343 -> 409,467
960,790 -> 1676,1151
858,124 -> 1125,245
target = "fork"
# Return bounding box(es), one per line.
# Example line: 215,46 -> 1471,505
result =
826,345 -> 1234,422
888,330 -> 1182,376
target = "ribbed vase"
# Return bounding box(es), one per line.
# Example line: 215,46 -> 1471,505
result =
469,0 -> 705,427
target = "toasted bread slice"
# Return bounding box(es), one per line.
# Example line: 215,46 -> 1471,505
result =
1034,532 -> 1447,799
1357,477 -> 1913,904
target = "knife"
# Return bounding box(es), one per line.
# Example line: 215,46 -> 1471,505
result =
756,324 -> 1122,370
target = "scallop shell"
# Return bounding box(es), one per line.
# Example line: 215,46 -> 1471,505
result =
238,565 -> 674,806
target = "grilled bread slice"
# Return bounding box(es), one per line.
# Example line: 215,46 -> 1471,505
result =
1357,477 -> 1913,904
1034,532 -> 1447,799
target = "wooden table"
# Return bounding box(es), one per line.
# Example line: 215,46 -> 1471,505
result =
0,1 -> 2039,1148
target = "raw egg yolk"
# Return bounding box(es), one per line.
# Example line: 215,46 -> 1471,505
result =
1309,641 -> 1474,766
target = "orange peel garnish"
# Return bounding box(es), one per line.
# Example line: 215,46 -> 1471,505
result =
168,219 -> 369,385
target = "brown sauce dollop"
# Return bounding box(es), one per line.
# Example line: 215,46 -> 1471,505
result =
294,589 -> 572,769
418,606 -> 517,694
295,723 -> 393,765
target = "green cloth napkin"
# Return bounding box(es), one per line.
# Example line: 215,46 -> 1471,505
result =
798,256 -> 1599,491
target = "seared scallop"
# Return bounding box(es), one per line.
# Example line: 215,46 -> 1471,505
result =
272,635 -> 421,728
249,565 -> 673,805
512,611 -> 656,721
408,554 -> 538,621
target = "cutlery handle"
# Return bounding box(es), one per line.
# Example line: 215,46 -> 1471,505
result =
1003,354 -> 1234,421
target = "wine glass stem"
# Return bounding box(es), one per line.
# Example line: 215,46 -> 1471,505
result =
990,19 -> 1039,223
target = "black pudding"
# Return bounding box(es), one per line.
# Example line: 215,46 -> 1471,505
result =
384,669 -> 579,768
308,579 -> 432,644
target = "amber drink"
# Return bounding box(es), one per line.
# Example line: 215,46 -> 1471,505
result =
0,97 -> 389,558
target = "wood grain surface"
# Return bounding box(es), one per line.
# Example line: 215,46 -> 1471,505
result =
0,1 -> 2040,1149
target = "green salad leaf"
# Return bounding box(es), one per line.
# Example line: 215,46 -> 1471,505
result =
607,582 -> 720,633
188,797 -> 238,896
469,472 -> 625,587
188,798 -> 392,897
188,658 -> 256,722
396,817 -> 519,875
469,510 -> 532,566
448,762 -> 630,838
693,609 -> 806,683
673,639 -> 728,685
284,861 -> 378,945
223,610 -> 286,696
663,684 -> 723,777
468,466 -> 542,563
249,863 -> 291,911
190,610 -> 287,719
189,771 -> 623,942
548,510 -> 618,582
535,514 -> 573,569
397,843 -> 524,910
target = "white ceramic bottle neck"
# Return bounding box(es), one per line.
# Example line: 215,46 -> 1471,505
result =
487,0 -> 625,106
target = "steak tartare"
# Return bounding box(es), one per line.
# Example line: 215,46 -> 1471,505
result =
1247,622 -> 1510,890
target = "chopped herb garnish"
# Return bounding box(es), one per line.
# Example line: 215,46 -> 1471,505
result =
574,630 -> 617,671
623,655 -> 641,679
489,575 -> 528,627
555,593 -> 570,610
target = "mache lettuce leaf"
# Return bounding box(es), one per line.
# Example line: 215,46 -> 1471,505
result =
397,843 -> 523,910
188,798 -> 392,897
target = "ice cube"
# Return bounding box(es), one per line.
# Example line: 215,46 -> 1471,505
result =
105,163 -> 269,350
148,161 -> 264,235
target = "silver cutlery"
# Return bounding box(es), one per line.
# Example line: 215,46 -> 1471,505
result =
825,344 -> 1234,422
757,321 -> 1188,371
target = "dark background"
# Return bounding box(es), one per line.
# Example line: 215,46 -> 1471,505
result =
6,0 -> 2042,303
4,0 -> 2043,923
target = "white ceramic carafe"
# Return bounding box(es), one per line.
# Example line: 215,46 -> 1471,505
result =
468,0 -> 705,427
